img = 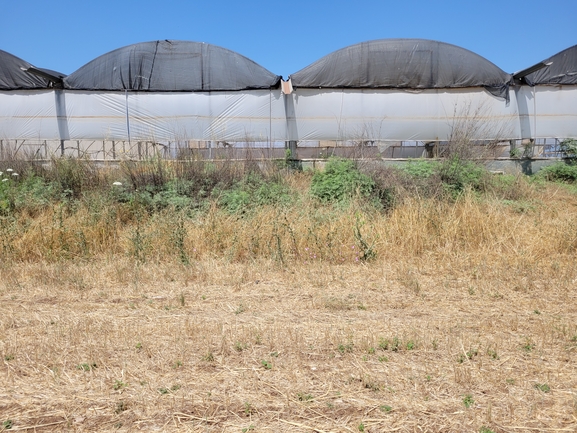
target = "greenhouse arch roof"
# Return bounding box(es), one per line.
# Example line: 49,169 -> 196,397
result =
524,44 -> 577,86
0,50 -> 62,90
63,40 -> 281,92
289,39 -> 511,98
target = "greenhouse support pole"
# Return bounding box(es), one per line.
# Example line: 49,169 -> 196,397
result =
125,90 -> 131,144
269,90 -> 273,158
288,141 -> 298,159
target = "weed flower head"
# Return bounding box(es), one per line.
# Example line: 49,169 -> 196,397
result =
2,178 -> 8,182
112,181 -> 123,186
11,173 -> 19,177
6,168 -> 13,172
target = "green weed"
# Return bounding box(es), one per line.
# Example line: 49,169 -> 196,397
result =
234,342 -> 248,352
534,383 -> 551,393
463,394 -> 474,408
113,380 -> 127,390
486,349 -> 499,360
297,393 -> 314,402
76,362 -> 97,371
244,402 -> 254,416
378,338 -> 389,350
522,340 -> 536,352
338,342 -> 354,354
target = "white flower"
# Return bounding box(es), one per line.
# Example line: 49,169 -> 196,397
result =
0,172 -> 3,175
6,168 -> 13,172
112,181 -> 123,186
11,173 -> 19,177
2,178 -> 8,182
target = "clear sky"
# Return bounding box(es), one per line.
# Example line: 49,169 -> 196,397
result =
1,0 -> 575,78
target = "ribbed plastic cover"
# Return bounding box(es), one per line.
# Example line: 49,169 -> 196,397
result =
64,40 -> 281,91
0,50 -> 54,90
525,44 -> 577,85
289,39 -> 511,98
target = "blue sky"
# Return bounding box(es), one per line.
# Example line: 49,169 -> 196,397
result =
1,0 -> 575,78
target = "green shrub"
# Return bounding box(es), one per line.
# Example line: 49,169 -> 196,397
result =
0,173 -> 57,216
560,139 -> 577,159
218,173 -> 293,214
402,160 -> 440,179
537,162 -> 577,183
438,157 -> 488,196
310,158 -> 374,203
220,188 -> 252,213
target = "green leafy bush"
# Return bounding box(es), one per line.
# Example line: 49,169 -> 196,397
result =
560,139 -> 577,159
401,160 -> 439,179
537,162 -> 577,183
438,157 -> 488,196
310,158 -> 374,203
218,173 -> 293,214
0,173 -> 57,216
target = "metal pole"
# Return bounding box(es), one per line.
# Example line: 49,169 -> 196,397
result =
533,87 -> 537,147
125,90 -> 131,144
269,90 -> 272,159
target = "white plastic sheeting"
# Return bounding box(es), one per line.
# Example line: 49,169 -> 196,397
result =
63,89 -> 287,142
0,89 -> 287,142
0,91 -> 59,139
532,86 -> 577,138
0,86 -> 575,146
285,88 -> 522,142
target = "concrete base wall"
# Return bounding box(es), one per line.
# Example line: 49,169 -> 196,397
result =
299,158 -> 566,175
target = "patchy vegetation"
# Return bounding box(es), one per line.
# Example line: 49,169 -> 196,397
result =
1,156 -> 577,431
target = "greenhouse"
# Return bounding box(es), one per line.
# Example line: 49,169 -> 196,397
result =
0,39 -> 575,161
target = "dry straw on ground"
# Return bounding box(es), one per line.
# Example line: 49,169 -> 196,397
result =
1,179 -> 577,432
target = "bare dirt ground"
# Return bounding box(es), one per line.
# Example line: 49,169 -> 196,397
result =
1,256 -> 576,432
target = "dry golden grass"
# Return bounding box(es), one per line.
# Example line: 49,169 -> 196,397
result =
1,182 -> 577,432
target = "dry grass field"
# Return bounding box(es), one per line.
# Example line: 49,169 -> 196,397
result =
1,161 -> 577,432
